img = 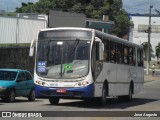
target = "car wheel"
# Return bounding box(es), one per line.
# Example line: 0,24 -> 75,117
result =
28,89 -> 35,101
49,97 -> 60,105
7,90 -> 16,103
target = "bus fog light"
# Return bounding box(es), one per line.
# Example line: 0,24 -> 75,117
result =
42,82 -> 45,85
78,82 -> 82,86
38,81 -> 42,85
36,81 -> 46,86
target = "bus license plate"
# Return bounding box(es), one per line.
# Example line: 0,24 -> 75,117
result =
56,89 -> 67,94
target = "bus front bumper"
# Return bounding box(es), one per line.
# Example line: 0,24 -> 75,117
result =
35,83 -> 94,99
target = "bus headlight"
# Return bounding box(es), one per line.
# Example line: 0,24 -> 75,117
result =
35,80 -> 46,86
78,81 -> 89,87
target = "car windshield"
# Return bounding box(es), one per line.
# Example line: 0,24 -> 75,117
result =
36,39 -> 91,79
0,71 -> 17,81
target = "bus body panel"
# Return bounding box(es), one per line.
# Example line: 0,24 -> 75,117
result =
116,64 -> 130,96
94,83 -> 103,97
96,63 -> 117,96
35,83 -> 94,98
134,67 -> 144,94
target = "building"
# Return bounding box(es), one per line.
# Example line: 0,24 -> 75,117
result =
129,14 -> 160,60
0,14 -> 47,44
48,11 -> 115,33
48,10 -> 86,28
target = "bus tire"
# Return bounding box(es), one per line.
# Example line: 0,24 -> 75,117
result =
49,97 -> 60,105
98,84 -> 107,106
126,85 -> 133,102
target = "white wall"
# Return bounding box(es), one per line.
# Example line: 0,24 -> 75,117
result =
0,16 -> 47,44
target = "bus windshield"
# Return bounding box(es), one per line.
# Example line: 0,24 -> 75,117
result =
36,39 -> 91,79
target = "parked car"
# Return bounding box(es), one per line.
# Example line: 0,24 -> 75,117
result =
0,69 -> 35,102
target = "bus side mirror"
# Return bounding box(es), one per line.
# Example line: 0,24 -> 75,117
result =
96,42 -> 104,61
29,39 -> 36,57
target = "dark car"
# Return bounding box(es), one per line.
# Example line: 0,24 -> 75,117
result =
0,69 -> 35,102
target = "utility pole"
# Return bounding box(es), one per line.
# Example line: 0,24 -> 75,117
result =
146,5 -> 153,75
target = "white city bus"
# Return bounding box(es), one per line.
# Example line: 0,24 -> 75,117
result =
30,27 -> 144,105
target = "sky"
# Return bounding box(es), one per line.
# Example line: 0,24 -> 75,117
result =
0,0 -> 160,14
0,0 -> 38,12
122,0 -> 160,14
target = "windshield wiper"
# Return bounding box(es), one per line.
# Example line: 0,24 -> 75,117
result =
46,40 -> 52,61
59,39 -> 80,78
69,39 -> 80,56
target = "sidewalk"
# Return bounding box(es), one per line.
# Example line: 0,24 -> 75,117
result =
144,74 -> 160,83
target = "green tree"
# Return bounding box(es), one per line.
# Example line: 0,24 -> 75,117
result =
155,42 -> 160,60
113,9 -> 130,37
141,42 -> 153,60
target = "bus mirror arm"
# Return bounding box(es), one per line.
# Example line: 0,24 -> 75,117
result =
29,39 -> 36,57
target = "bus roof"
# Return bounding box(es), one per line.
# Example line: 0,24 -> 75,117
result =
95,30 -> 143,49
39,27 -> 143,49
39,27 -> 93,32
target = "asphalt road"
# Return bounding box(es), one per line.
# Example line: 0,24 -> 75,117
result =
0,77 -> 160,120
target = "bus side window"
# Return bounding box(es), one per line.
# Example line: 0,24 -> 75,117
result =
137,50 -> 140,66
137,49 -> 144,67
124,45 -> 129,64
141,50 -> 144,67
110,41 -> 116,63
133,48 -> 136,66
103,38 -> 110,62
129,47 -> 135,66
117,43 -> 123,64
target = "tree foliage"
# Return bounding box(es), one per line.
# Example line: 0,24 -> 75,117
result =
15,0 -> 130,37
141,42 -> 153,60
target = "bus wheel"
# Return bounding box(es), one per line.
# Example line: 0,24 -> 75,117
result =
99,84 -> 107,106
126,85 -> 132,102
49,97 -> 60,105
